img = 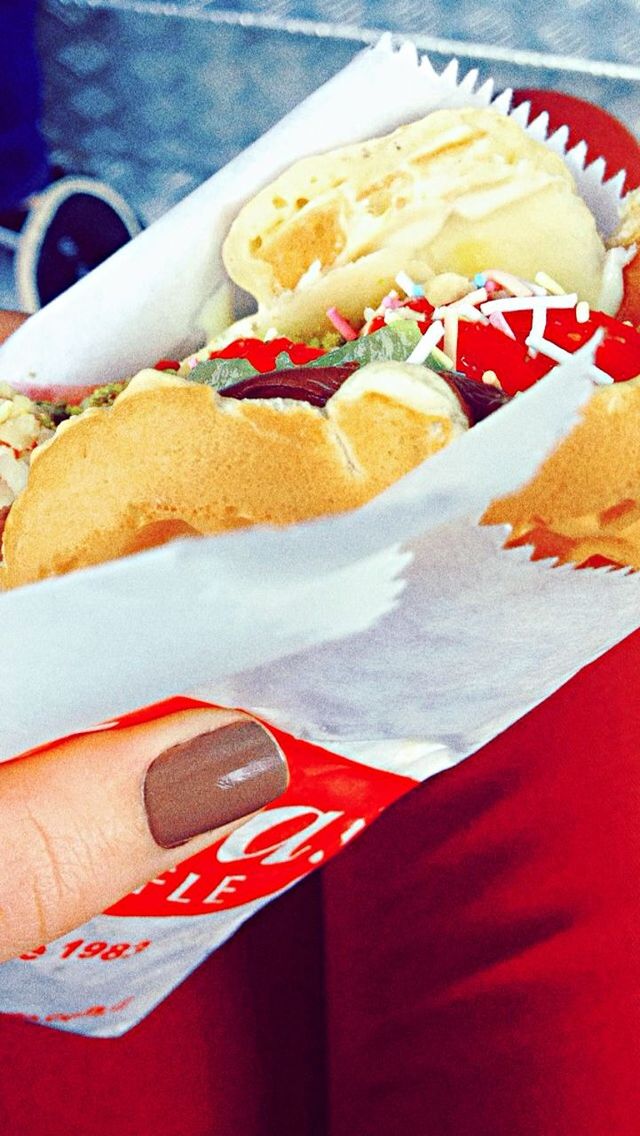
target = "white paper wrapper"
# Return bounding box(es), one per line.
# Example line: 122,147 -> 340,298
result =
1,37 -> 639,1036
0,36 -> 636,765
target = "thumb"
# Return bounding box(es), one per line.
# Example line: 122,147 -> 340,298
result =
0,309 -> 28,344
0,707 -> 288,960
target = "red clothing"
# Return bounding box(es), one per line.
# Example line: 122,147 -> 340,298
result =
325,628 -> 640,1135
1,630 -> 639,1135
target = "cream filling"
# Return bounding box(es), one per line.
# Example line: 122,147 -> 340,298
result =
114,368 -> 190,402
598,244 -> 636,316
332,361 -> 469,434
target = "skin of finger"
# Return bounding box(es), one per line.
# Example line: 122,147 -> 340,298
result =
0,707 -> 267,960
0,316 -> 276,951
0,310 -> 28,344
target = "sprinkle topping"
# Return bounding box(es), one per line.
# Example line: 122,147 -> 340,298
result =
484,269 -> 533,297
327,306 -> 358,341
524,333 -> 614,385
488,310 -> 516,339
529,303 -> 548,354
480,293 -> 578,315
454,302 -> 489,324
534,271 -> 565,296
395,271 -> 424,298
406,319 -> 445,365
353,264 -> 624,393
443,310 -> 459,368
381,290 -> 401,309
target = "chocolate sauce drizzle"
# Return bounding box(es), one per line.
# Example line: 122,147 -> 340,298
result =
221,361 -> 511,424
440,370 -> 511,424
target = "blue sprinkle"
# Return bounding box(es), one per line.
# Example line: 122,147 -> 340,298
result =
473,272 -> 487,287
411,283 -> 425,297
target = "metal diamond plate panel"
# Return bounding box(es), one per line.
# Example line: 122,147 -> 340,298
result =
33,0 -> 640,226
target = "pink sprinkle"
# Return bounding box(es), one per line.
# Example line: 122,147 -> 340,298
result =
484,279 -> 498,294
326,306 -> 359,341
488,310 -> 516,340
186,355 -> 199,369
381,290 -> 400,309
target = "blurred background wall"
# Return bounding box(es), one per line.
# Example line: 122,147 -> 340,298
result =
37,0 -> 640,224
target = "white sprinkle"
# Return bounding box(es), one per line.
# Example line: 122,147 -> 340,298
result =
433,289 -> 487,320
481,370 -> 502,389
524,333 -> 614,384
534,271 -> 565,295
524,336 -> 570,364
575,300 -> 590,324
455,302 -> 489,324
395,270 -> 417,296
484,269 -> 533,297
529,303 -> 548,351
384,307 -> 422,324
443,310 -> 459,368
459,286 -> 488,308
525,311 -> 544,359
264,327 -> 279,341
406,319 -> 445,364
481,293 -> 578,315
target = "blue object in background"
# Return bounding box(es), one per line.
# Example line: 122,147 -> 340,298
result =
0,1 -> 638,322
0,0 -> 49,211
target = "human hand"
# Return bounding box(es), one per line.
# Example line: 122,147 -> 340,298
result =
0,707 -> 288,961
0,312 -> 287,961
0,309 -> 28,341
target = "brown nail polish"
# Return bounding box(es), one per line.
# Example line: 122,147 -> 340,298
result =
144,720 -> 288,849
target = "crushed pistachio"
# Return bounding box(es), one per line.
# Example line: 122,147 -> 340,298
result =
36,380 -> 130,426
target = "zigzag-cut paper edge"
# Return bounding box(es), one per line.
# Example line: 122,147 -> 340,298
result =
372,33 -> 628,230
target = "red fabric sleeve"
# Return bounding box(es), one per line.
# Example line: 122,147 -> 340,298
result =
1,631 -> 639,1135
323,629 -> 640,1136
0,878 -> 326,1136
